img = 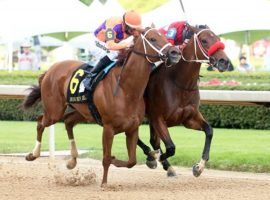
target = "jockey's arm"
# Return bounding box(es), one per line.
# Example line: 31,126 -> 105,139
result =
106,40 -> 129,50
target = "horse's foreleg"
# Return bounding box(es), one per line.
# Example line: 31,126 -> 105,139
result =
64,111 -> 87,169
111,128 -> 138,168
101,125 -> 114,186
137,138 -> 157,169
149,123 -> 176,177
184,112 -> 213,177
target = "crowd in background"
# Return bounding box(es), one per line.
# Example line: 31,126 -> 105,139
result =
1,36 -> 270,73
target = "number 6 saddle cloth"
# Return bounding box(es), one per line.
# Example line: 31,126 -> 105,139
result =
67,62 -> 117,125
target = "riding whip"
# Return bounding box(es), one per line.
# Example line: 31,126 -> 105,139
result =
178,0 -> 188,21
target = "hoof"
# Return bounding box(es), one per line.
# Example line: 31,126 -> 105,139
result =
25,153 -> 37,161
192,163 -> 203,177
101,182 -> 107,188
146,155 -> 157,169
66,158 -> 77,170
146,159 -> 157,169
167,166 -> 177,177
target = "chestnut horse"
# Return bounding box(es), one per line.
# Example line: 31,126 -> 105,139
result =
22,27 -> 181,185
137,25 -> 230,177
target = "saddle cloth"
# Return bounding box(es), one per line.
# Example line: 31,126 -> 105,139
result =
67,62 -> 117,125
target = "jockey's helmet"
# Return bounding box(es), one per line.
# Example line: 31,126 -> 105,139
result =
123,10 -> 142,33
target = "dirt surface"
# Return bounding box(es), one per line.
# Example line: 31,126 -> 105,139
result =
0,156 -> 269,200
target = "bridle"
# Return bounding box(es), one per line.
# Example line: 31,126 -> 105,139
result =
181,29 -> 225,65
172,28 -> 225,92
113,28 -> 173,96
132,28 -> 173,67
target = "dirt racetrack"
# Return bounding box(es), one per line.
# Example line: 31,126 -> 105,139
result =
0,156 -> 269,200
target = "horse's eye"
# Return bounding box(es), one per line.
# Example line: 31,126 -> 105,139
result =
150,38 -> 157,42
201,39 -> 207,44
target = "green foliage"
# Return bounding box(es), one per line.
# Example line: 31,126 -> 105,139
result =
200,71 -> 270,81
200,105 -> 270,129
0,71 -> 40,85
0,99 -> 42,121
1,99 -> 270,130
199,71 -> 270,90
119,0 -> 169,13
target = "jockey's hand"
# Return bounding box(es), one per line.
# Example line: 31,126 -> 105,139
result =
125,40 -> 134,48
179,39 -> 189,51
119,36 -> 134,49
178,44 -> 186,51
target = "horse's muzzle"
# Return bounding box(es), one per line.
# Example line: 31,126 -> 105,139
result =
210,57 -> 230,72
167,46 -> 181,64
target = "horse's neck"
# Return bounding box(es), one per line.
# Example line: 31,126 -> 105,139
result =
171,41 -> 203,88
120,53 -> 151,98
171,58 -> 201,90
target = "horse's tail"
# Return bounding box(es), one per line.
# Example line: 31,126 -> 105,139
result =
22,72 -> 46,110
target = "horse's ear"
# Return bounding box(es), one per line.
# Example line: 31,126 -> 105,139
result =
188,25 -> 200,34
150,23 -> 155,28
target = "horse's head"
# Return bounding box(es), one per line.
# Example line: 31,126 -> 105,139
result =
132,27 -> 181,66
185,24 -> 230,72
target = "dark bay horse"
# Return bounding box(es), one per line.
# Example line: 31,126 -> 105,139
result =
137,25 -> 230,177
22,28 -> 181,185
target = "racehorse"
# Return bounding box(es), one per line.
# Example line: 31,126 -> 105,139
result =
22,27 -> 181,186
137,25 -> 230,177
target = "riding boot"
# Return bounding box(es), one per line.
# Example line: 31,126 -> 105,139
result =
84,56 -> 113,90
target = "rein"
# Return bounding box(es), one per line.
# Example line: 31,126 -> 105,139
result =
132,49 -> 163,59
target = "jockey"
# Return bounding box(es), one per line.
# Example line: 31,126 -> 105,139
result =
159,21 -> 193,51
84,10 -> 142,90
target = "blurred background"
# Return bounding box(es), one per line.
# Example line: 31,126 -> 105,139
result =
0,0 -> 270,72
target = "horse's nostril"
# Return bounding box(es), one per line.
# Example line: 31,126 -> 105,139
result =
218,58 -> 229,65
170,50 -> 178,56
218,58 -> 225,64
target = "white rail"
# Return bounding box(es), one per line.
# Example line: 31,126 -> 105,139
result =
1,85 -> 269,105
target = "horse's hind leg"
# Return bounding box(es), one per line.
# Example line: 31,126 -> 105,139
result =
26,115 -> 45,161
63,110 -> 87,169
184,112 -> 213,177
26,98 -> 66,161
149,120 -> 177,177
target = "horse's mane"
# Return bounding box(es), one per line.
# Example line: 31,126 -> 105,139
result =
117,48 -> 133,66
